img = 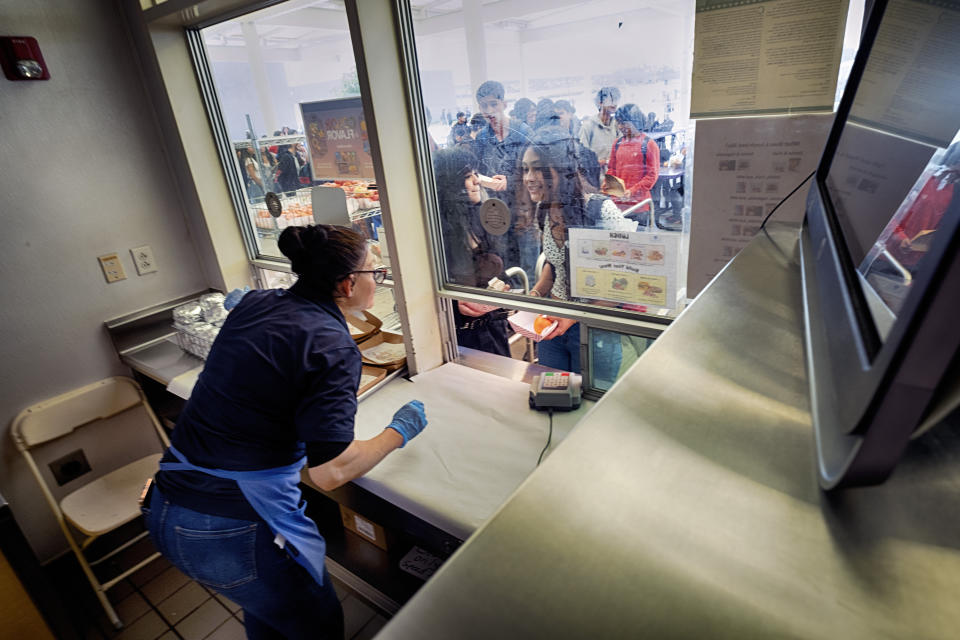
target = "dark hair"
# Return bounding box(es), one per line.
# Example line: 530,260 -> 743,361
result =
647,112 -> 658,132
595,86 -> 621,107
615,104 -> 645,131
456,111 -> 465,118
520,126 -> 588,231
433,146 -> 487,285
510,97 -> 535,120
278,224 -> 367,297
534,98 -> 558,130
555,100 -> 575,114
476,80 -> 505,102
434,146 -> 477,198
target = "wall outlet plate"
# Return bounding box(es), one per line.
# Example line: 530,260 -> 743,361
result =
98,253 -> 127,283
130,245 -> 158,275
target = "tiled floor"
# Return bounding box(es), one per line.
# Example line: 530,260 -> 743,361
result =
56,553 -> 388,640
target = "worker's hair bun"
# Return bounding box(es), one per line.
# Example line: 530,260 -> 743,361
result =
278,225 -> 328,272
278,224 -> 367,298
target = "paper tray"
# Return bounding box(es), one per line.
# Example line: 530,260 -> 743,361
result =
359,331 -> 406,371
358,365 -> 387,395
507,311 -> 557,342
346,309 -> 382,343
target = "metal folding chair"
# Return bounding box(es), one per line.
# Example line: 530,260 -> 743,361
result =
10,377 -> 169,629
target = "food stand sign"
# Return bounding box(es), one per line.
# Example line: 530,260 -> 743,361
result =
568,228 -> 680,311
300,97 -> 375,181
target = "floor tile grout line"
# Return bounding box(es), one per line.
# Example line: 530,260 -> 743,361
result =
200,615 -> 242,640
200,584 -> 242,616
350,614 -> 382,640
129,576 -> 185,640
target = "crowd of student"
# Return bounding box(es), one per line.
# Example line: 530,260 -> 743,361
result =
238,128 -> 313,200
432,81 -> 683,382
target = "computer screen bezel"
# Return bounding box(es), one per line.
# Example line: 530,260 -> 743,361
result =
800,0 -> 960,488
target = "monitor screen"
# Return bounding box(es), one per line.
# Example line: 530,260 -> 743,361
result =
801,0 -> 960,488
822,0 -> 960,343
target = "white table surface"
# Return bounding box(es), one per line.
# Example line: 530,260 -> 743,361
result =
346,362 -> 589,541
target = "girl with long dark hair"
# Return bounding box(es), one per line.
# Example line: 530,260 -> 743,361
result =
521,126 -> 626,383
434,146 -> 512,356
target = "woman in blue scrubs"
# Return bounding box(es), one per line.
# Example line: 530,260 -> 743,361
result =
144,224 -> 427,639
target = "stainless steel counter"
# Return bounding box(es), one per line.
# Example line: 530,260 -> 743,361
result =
120,338 -> 203,386
378,223 -> 960,639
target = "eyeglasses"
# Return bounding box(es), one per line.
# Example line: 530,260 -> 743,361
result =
353,268 -> 389,284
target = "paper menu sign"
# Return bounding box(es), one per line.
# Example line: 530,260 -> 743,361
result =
687,114 -> 833,298
691,0 -> 848,118
569,228 -> 680,311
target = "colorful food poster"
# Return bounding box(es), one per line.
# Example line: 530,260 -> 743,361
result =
691,0 -> 848,118
569,228 -> 679,310
687,114 -> 833,298
300,97 -> 375,181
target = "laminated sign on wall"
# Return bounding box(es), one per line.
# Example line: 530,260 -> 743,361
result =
568,228 -> 680,312
691,0 -> 848,118
687,114 -> 833,298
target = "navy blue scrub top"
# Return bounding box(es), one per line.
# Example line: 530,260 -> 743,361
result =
156,283 -> 361,520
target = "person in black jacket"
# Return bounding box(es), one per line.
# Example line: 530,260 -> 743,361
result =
274,143 -> 301,194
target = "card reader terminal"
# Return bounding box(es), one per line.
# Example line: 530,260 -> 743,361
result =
529,372 -> 582,410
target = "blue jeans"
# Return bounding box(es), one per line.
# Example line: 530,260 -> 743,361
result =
143,487 -> 343,640
537,323 -> 622,385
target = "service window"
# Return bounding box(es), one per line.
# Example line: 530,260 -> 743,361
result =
188,2 -> 403,373
405,0 -> 868,392
196,4 -> 385,264
405,0 -> 695,390
410,1 -> 694,313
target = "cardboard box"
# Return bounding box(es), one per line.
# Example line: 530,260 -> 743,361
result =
339,504 -> 388,551
358,331 -> 406,371
358,365 -> 386,396
345,309 -> 382,343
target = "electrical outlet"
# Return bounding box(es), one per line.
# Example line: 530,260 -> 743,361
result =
98,253 -> 127,283
130,245 -> 158,275
49,449 -> 91,486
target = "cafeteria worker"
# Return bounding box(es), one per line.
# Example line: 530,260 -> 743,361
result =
143,224 -> 427,639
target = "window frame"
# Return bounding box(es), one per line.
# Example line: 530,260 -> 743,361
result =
393,0 -> 672,391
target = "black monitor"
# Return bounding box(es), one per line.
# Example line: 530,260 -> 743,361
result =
800,0 -> 960,489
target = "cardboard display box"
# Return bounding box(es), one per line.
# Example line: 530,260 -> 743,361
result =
339,504 -> 388,551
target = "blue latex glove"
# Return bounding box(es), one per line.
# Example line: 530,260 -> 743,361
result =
386,400 -> 427,447
223,286 -> 251,310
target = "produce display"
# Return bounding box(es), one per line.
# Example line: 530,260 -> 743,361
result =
251,182 -> 379,231
317,180 -> 379,215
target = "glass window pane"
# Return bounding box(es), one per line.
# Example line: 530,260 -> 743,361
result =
257,265 -> 400,332
199,5 -> 384,260
586,328 -> 653,392
411,1 -> 695,326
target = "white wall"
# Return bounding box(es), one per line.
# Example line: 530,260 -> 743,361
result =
0,0 -> 211,561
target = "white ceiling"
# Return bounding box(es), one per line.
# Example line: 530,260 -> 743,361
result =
201,0 -> 680,50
